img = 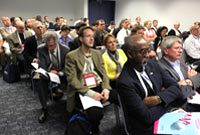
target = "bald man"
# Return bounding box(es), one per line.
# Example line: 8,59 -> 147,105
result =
117,35 -> 183,135
7,21 -> 32,65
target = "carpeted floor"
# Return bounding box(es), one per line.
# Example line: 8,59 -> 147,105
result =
0,74 -> 125,135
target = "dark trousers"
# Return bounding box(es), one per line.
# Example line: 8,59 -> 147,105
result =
72,85 -> 118,133
37,75 -> 66,109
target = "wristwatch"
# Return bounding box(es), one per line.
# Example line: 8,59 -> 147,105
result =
185,79 -> 190,86
157,96 -> 162,104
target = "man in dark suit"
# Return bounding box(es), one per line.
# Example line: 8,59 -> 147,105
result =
44,16 -> 54,30
68,22 -> 86,51
159,36 -> 200,112
23,21 -> 44,69
37,31 -> 69,123
117,35 -> 183,135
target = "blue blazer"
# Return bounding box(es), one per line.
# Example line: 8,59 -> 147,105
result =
117,59 -> 183,135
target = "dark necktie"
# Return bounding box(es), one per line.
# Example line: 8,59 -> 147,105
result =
19,33 -> 25,44
51,52 -> 58,68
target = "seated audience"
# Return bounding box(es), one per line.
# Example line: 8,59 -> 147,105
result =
68,22 -> 86,51
123,25 -> 156,59
83,17 -> 90,26
7,21 -> 32,72
168,21 -> 182,38
102,33 -> 127,88
23,21 -> 44,69
154,26 -> 168,59
0,16 -> 16,67
116,18 -> 131,46
54,17 -> 61,31
65,26 -> 117,135
144,20 -> 157,49
44,16 -> 54,29
117,35 -> 183,135
25,18 -> 35,35
37,31 -> 69,123
183,24 -> 200,69
159,36 -> 200,111
94,19 -> 107,47
58,25 -> 72,47
151,19 -> 158,34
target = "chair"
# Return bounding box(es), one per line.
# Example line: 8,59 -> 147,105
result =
117,94 -> 133,135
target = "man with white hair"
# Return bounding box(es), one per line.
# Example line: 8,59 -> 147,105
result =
7,21 -> 32,70
168,21 -> 182,38
183,24 -> 200,71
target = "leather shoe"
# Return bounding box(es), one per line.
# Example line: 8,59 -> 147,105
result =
38,108 -> 47,123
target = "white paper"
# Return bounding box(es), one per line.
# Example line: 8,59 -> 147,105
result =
187,91 -> 200,104
34,68 -> 48,77
48,72 -> 60,84
31,63 -> 39,69
2,41 -> 10,49
79,94 -> 103,110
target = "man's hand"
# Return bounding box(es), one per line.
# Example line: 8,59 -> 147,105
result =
143,96 -> 160,108
187,68 -> 197,78
178,80 -> 187,86
50,70 -> 58,75
93,92 -> 103,101
114,73 -> 120,80
101,91 -> 109,101
33,58 -> 38,63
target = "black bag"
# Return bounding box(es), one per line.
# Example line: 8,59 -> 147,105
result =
3,63 -> 21,83
67,114 -> 92,135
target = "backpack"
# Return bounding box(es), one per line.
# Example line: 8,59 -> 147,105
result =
3,63 -> 21,83
67,114 -> 92,135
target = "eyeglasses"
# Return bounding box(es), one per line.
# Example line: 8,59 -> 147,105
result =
136,48 -> 151,55
99,23 -> 105,26
36,26 -> 43,29
84,35 -> 94,38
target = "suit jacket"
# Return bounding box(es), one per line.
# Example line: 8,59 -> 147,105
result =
23,35 -> 43,68
65,47 -> 111,112
7,30 -> 32,64
68,37 -> 81,51
0,26 -> 16,40
7,30 -> 32,55
38,44 -> 69,74
159,57 -> 200,98
168,29 -> 181,36
117,59 -> 182,135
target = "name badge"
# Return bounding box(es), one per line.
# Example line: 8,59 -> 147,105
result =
83,72 -> 97,88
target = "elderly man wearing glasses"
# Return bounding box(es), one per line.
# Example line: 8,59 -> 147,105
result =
117,35 -> 183,135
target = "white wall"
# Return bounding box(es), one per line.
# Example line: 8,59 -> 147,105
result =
115,0 -> 200,31
0,0 -> 88,26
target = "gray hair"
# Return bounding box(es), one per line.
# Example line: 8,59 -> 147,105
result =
160,36 -> 182,56
32,21 -> 42,29
43,31 -> 58,44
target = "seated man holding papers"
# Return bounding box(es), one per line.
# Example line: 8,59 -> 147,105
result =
65,26 -> 118,135
37,31 -> 69,123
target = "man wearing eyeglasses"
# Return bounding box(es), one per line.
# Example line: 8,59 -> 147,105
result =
117,35 -> 183,135
23,21 -> 44,69
183,24 -> 200,72
65,26 -> 118,135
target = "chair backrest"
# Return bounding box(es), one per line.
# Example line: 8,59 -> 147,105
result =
117,94 -> 132,135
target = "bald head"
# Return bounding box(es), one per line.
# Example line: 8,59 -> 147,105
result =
1,16 -> 11,27
16,21 -> 25,33
127,35 -> 148,52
